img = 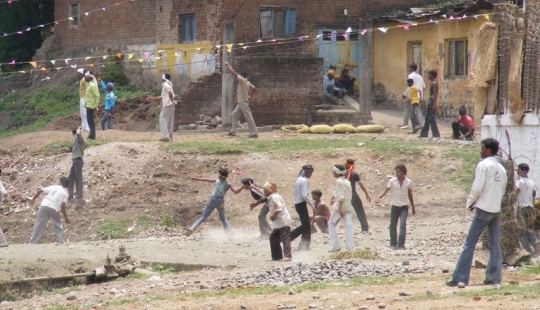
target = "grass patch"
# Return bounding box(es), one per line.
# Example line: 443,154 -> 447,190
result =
151,264 -> 176,274
97,215 -> 152,239
159,213 -> 177,227
165,137 -> 423,156
445,148 -> 479,192
42,287 -> 78,297
44,139 -> 106,154
328,249 -> 380,260
407,284 -> 540,302
521,266 -> 540,275
44,306 -> 79,310
101,296 -> 169,307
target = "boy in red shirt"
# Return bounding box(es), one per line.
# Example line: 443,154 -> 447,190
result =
452,107 -> 475,140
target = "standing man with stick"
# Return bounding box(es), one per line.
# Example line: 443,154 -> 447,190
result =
224,62 -> 258,139
84,72 -> 100,140
446,138 -> 507,287
147,73 -> 176,142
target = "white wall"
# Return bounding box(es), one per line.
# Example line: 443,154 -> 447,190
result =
482,113 -> 540,185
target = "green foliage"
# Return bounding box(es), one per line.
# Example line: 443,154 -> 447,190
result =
521,266 -> 540,275
97,215 -> 152,239
0,0 -> 54,67
151,264 -> 176,274
159,213 -> 177,227
446,148 -> 479,192
102,58 -> 129,86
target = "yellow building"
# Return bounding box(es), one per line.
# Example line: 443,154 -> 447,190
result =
372,12 -> 490,117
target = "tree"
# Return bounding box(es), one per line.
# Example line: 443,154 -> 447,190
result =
0,0 -> 54,70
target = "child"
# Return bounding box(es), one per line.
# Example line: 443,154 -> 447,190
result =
328,165 -> 355,253
0,167 -> 8,247
402,78 -> 422,134
376,164 -> 416,250
310,189 -> 330,234
100,83 -> 116,130
241,178 -> 272,239
515,163 -> 537,254
265,182 -> 292,261
185,169 -> 243,236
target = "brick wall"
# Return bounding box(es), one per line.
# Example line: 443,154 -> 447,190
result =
175,73 -> 223,125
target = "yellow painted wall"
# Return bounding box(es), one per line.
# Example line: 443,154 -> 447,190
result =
373,18 -> 487,110
155,42 -> 217,85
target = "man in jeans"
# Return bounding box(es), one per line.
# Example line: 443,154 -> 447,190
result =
447,138 -> 508,287
224,62 -> 258,138
68,126 -> 85,204
290,165 -> 316,250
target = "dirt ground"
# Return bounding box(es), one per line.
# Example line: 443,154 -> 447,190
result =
1,110 -> 539,309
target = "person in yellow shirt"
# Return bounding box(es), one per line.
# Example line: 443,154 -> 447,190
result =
402,79 -> 422,134
84,72 -> 100,140
76,69 -> 90,132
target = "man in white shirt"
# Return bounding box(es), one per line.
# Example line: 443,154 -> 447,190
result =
515,163 -> 537,254
146,73 -> 176,142
29,177 -> 71,244
265,182 -> 293,261
447,138 -> 508,287
328,165 -> 355,253
290,165 -> 316,250
401,63 -> 426,129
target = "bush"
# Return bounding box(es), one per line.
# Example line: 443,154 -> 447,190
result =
101,58 -> 129,86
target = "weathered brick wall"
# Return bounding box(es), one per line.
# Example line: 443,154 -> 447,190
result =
174,57 -> 323,126
54,0 -> 157,50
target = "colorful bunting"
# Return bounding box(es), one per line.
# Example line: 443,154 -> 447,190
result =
29,61 -> 37,68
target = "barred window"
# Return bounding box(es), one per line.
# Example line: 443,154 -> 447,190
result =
447,40 -> 468,77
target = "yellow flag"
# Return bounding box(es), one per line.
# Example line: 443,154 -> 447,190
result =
18,71 -> 25,73
226,44 -> 233,53
128,53 -> 134,59
484,14 -> 490,21
88,64 -> 95,68
29,61 -> 37,68
85,57 -> 92,61
138,58 -> 144,63
40,67 -> 46,72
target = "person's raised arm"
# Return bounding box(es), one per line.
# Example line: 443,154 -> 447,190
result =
229,184 -> 244,194
191,177 -> 216,183
224,62 -> 239,78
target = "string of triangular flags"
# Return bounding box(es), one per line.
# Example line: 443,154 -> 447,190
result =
0,11 -> 492,72
0,0 -> 134,39
0,0 -> 18,4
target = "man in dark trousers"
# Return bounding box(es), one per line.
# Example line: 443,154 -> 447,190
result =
290,165 -> 316,251
242,178 -> 272,239
419,70 -> 440,139
345,159 -> 372,234
68,126 -> 85,204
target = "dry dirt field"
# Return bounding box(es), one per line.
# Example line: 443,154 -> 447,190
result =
0,110 -> 539,310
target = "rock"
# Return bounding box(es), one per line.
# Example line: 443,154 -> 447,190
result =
288,288 -> 295,295
358,307 -> 369,310
200,284 -> 209,289
457,282 -> 466,289
366,295 -> 375,301
240,305 -> 247,309
308,303 -> 317,309
474,250 -> 490,268
505,249 -> 531,266
377,303 -> 386,309
399,292 -> 411,296
442,268 -> 449,273
66,295 -> 77,301
402,261 -> 410,266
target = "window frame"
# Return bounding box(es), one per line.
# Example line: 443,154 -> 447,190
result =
259,7 -> 296,39
446,39 -> 469,78
69,3 -> 80,26
179,14 -> 196,43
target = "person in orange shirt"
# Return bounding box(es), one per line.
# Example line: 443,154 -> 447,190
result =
452,107 -> 475,140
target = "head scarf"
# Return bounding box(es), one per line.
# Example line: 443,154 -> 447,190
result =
77,68 -> 85,75
106,82 -> 114,91
298,164 -> 314,177
333,166 -> 346,176
85,72 -> 98,85
344,160 -> 354,180
263,182 -> 277,194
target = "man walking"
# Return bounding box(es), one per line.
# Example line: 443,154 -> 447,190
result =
76,69 -> 90,132
328,165 -> 355,253
84,72 -> 100,140
419,70 -> 440,139
290,165 -> 316,250
68,126 -> 85,203
224,61 -> 258,138
345,159 -> 371,234
147,73 -> 176,142
401,63 -> 425,129
447,138 -> 508,287
29,177 -> 71,244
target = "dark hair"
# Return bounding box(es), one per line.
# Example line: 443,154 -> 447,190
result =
0,167 -> 2,176
407,78 -> 414,84
302,164 -> 314,172
334,164 -> 346,172
395,164 -> 407,175
219,169 -> 229,178
241,178 -> 253,185
481,138 -> 499,155
346,159 -> 354,165
459,106 -> 467,116
164,73 -> 171,81
72,128 -> 78,135
60,177 -> 70,188
342,69 -> 349,74
428,70 -> 438,78
329,65 -> 336,70
409,63 -> 418,71
518,163 -> 529,173
311,189 -> 322,197
241,72 -> 247,78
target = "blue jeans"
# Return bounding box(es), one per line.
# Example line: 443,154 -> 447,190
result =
517,207 -> 537,253
190,197 -> 230,231
100,109 -> 113,130
451,208 -> 502,285
390,206 -> 408,247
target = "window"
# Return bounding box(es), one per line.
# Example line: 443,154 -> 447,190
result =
321,30 -> 358,42
447,40 -> 468,77
70,3 -> 80,26
259,9 -> 296,39
180,15 -> 196,43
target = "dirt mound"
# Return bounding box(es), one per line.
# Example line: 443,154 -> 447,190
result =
43,96 -> 158,132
